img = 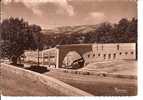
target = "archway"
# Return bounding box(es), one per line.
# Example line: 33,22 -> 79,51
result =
61,51 -> 84,69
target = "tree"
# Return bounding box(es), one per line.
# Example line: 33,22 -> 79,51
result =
0,17 -> 42,65
29,24 -> 43,50
126,18 -> 137,42
113,18 -> 137,43
29,24 -> 42,66
95,22 -> 113,43
117,18 -> 129,33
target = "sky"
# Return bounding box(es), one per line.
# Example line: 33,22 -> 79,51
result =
1,0 -> 137,29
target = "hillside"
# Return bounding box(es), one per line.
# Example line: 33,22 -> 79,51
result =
40,18 -> 137,49
42,25 -> 97,35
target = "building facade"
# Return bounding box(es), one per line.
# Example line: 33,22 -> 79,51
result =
24,43 -> 136,69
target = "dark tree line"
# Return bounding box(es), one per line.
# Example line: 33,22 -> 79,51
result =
0,17 -> 43,64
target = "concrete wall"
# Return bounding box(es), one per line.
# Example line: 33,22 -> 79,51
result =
24,43 -> 136,68
83,43 -> 136,64
1,63 -> 93,96
42,48 -> 58,68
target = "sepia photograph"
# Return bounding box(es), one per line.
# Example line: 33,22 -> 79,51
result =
0,0 -> 138,97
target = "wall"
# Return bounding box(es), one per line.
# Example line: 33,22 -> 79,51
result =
42,48 -> 58,68
24,43 -> 136,68
24,50 -> 43,63
84,43 -> 136,65
1,63 -> 93,96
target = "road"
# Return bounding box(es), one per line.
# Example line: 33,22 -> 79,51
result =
45,70 -> 137,96
1,60 -> 137,96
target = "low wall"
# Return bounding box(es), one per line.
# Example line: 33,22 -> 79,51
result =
1,63 -> 93,96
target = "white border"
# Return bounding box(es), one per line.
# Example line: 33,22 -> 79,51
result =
1,0 -> 143,100
138,0 -> 143,97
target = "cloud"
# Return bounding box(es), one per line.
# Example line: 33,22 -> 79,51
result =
84,12 -> 106,24
89,12 -> 105,19
3,0 -> 74,16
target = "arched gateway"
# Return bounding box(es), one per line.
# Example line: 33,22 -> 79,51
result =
42,44 -> 92,68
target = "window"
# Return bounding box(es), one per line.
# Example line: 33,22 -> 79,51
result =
103,54 -> 106,59
98,54 -> 100,57
117,45 -> 120,50
113,53 -> 116,59
93,54 -> 95,57
119,52 -> 122,55
108,54 -> 111,59
131,52 -> 134,55
125,52 -> 128,55
88,54 -> 90,58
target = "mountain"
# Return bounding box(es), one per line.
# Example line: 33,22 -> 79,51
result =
42,25 -> 97,35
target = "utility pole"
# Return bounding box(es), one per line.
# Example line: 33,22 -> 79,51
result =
136,41 -> 138,60
37,36 -> 40,66
96,33 -> 98,51
0,0 -> 2,23
0,1 -> 2,67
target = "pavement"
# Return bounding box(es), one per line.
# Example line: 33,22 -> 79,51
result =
45,70 -> 137,96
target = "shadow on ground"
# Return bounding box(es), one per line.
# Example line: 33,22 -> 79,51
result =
25,65 -> 49,74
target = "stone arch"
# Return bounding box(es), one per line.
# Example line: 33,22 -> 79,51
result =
62,51 -> 84,69
57,44 -> 92,68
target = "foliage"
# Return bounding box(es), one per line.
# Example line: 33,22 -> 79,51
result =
0,17 -> 42,64
41,18 -> 137,48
